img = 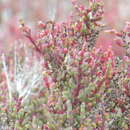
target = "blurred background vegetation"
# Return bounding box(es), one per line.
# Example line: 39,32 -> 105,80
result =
0,0 -> 130,55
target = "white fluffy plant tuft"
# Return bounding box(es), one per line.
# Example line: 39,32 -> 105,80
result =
1,44 -> 43,103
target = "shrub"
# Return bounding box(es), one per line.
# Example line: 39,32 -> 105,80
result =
0,0 -> 129,129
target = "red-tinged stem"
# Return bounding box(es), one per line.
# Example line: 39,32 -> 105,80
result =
72,63 -> 83,97
25,35 -> 43,55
